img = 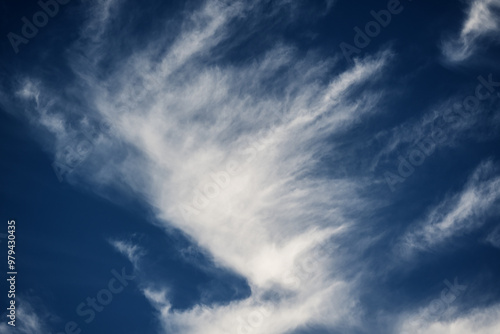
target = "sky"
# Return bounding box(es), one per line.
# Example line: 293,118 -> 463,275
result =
0,0 -> 500,333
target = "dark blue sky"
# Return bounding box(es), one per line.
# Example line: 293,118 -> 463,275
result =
1,0 -> 500,333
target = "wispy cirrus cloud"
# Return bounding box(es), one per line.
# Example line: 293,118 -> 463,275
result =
4,0 -> 396,332
441,0 -> 500,63
399,302 -> 500,334
485,225 -> 500,248
0,298 -> 52,334
109,239 -> 145,267
4,0 -> 500,333
397,159 -> 500,256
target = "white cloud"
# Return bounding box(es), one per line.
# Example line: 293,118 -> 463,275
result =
398,159 -> 500,256
485,224 -> 500,248
3,0 -> 500,332
6,0 -> 469,333
399,303 -> 500,334
0,298 -> 52,334
109,239 -> 145,267
441,0 -> 500,62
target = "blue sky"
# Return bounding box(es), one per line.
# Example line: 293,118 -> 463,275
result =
1,0 -> 500,333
